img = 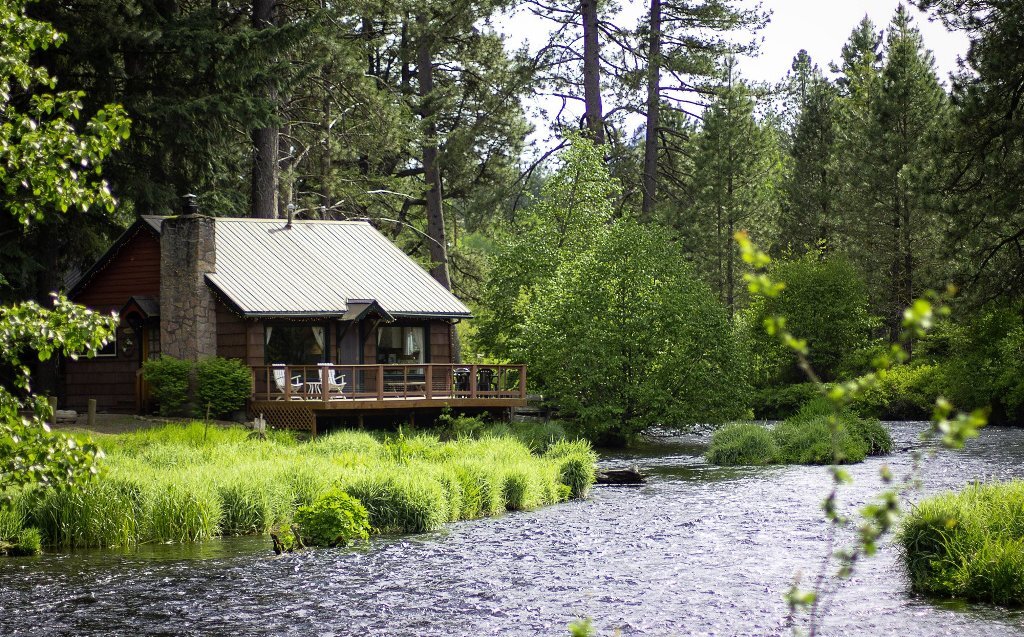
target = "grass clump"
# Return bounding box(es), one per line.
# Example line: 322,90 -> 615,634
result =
899,481 -> 1024,607
7,422 -> 595,551
294,489 -> 370,547
706,423 -> 778,466
706,398 -> 892,466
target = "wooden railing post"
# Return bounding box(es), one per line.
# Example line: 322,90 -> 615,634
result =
322,364 -> 329,406
520,365 -> 527,400
284,366 -> 291,400
251,367 -> 257,401
425,365 -> 433,399
470,364 -> 478,399
376,365 -> 384,401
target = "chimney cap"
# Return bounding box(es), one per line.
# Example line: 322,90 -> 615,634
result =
182,193 -> 199,215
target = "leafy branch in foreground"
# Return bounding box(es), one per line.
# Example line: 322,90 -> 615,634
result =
735,230 -> 987,636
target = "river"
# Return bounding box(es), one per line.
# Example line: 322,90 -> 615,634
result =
1,422 -> 1023,636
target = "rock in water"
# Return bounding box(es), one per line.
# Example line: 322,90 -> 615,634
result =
596,466 -> 647,485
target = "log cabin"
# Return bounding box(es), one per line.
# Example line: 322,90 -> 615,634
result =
62,205 -> 526,433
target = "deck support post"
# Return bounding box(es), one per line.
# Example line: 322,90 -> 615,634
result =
424,366 -> 433,399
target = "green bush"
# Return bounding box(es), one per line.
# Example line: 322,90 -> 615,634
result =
142,356 -> 192,416
847,364 -> 942,420
705,423 -> 778,465
196,357 -> 251,419
294,489 -> 370,547
751,383 -> 821,419
545,439 -> 597,499
743,252 -> 876,386
899,481 -> 1024,606
772,416 -> 867,465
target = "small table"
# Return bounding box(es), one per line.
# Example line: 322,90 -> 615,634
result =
305,381 -> 322,396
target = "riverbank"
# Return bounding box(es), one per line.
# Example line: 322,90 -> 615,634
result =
3,423 -> 1022,636
1,422 -> 596,550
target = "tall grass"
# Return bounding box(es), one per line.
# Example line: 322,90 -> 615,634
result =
899,481 -> 1024,606
706,399 -> 892,466
9,422 -> 596,549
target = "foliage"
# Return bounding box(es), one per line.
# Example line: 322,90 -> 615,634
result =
294,489 -> 370,547
846,364 -> 942,420
523,218 -> 749,444
771,415 -> 867,465
6,424 -> 593,549
705,423 -> 778,466
751,382 -> 820,420
476,135 -> 616,360
743,252 -> 874,386
931,307 -> 1024,424
899,480 -> 1024,607
195,357 -> 251,420
141,356 -> 192,417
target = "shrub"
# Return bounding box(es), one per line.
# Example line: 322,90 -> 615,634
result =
294,489 -> 370,547
196,357 -> 252,420
142,356 -> 192,416
847,364 -> 942,420
751,383 -> 821,420
743,252 -> 875,386
705,423 -> 778,465
899,481 -> 1024,606
343,472 -> 448,534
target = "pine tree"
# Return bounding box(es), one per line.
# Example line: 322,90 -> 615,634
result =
852,5 -> 950,342
687,59 -> 782,316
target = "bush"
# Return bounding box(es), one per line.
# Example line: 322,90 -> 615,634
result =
847,364 -> 942,420
294,489 -> 370,547
142,356 -> 192,416
772,416 -> 867,465
899,481 -> 1024,606
743,252 -> 875,386
196,357 -> 251,419
751,383 -> 821,420
7,527 -> 41,556
545,439 -> 597,499
705,423 -> 778,465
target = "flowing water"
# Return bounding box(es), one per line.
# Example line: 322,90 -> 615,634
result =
2,423 -> 1024,636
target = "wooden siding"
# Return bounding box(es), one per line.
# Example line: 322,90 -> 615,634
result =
64,228 -> 161,412
74,229 -> 161,309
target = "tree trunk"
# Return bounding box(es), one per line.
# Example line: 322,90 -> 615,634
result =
250,0 -> 278,219
416,13 -> 451,290
581,0 -> 604,145
641,0 -> 661,219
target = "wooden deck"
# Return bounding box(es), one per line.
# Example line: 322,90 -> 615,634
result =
249,363 -> 528,433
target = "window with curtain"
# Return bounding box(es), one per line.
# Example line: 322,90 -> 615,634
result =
376,326 -> 425,364
265,323 -> 327,365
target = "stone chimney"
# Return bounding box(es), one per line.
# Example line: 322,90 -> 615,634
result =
160,195 -> 217,361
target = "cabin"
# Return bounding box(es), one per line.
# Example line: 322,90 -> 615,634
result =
62,208 -> 526,433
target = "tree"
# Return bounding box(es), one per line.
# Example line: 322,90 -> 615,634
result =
475,135 -> 616,359
914,0 -> 1024,303
523,219 -> 749,445
779,52 -> 839,254
851,6 -> 950,343
636,0 -> 765,218
0,0 -> 125,501
686,59 -> 782,316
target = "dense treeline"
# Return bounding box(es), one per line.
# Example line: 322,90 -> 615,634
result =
3,0 -> 1022,438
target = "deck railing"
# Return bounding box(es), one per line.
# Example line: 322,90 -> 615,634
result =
250,363 -> 527,403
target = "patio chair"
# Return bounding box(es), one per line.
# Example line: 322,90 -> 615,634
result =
327,369 -> 347,399
272,367 -> 304,399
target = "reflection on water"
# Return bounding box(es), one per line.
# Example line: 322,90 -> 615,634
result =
3,423 -> 1024,636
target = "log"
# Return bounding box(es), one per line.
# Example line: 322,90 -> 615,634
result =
595,466 -> 647,485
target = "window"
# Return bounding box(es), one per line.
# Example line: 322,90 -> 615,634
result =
376,326 -> 425,364
265,324 -> 327,365
95,330 -> 117,357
